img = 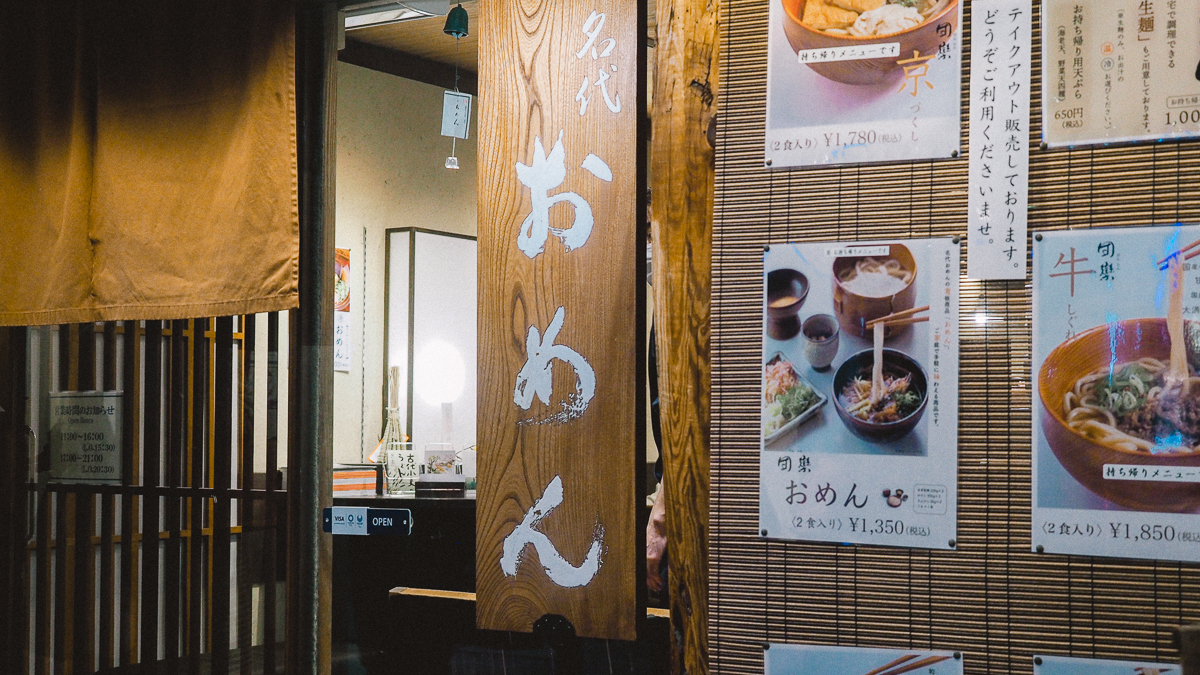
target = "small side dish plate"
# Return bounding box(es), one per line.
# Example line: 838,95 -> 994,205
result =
764,352 -> 828,447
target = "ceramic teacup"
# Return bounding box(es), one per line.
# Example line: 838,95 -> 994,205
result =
801,314 -> 840,370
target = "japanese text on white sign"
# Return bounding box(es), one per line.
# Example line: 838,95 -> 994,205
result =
968,0 -> 1031,280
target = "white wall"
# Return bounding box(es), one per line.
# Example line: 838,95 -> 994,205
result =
333,62 -> 478,464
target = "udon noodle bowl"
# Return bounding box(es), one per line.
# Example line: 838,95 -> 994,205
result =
837,257 -> 912,298
1062,357 -> 1200,455
802,0 -> 950,37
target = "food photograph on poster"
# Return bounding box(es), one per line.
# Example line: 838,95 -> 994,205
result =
1033,225 -> 1200,562
759,238 -> 959,549
764,0 -> 964,167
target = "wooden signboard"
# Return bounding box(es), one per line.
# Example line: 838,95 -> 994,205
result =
476,0 -> 645,641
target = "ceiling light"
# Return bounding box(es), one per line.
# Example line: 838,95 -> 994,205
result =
344,3 -> 437,30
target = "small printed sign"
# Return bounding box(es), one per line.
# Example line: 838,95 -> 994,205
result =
441,91 -> 473,140
824,245 -> 891,258
1104,465 -> 1200,483
797,43 -> 899,65
323,507 -> 413,536
50,391 -> 122,483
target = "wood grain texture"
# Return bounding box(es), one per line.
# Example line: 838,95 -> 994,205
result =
477,0 -> 646,641
650,0 -> 717,672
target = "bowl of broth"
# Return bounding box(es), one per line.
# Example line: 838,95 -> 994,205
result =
767,268 -> 810,339
832,244 -> 918,338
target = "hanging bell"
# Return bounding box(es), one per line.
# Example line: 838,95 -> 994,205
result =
443,4 -> 468,38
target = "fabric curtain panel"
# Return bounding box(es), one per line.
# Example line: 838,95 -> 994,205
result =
0,1 -> 298,326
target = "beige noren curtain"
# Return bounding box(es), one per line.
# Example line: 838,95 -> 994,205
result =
0,1 -> 298,326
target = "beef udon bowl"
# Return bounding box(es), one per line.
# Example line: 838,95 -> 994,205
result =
1039,318 -> 1200,512
781,0 -> 960,85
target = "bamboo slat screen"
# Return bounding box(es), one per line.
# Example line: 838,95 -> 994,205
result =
1,317 -> 288,675
711,1 -> 1200,674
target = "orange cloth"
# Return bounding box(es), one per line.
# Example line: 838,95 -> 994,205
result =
0,1 -> 298,325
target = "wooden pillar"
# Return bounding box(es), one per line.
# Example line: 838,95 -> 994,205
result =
650,0 -> 717,673
290,1 -> 336,674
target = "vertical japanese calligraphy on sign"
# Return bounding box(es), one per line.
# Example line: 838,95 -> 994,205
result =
967,0 -> 1031,281
763,0 -> 964,167
1033,226 -> 1200,562
476,0 -> 644,641
760,239 -> 959,550
334,247 -> 352,372
765,643 -> 964,675
1042,0 -> 1200,146
1034,655 -> 1179,675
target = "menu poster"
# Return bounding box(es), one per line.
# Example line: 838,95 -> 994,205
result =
1033,226 -> 1200,562
1035,655 -> 1178,674
1042,0 -> 1200,147
763,0 -> 963,167
759,239 -> 959,550
765,644 -> 963,675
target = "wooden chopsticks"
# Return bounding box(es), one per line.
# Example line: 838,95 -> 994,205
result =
1157,237 -> 1200,269
863,654 -> 952,675
863,655 -> 916,675
864,305 -> 930,329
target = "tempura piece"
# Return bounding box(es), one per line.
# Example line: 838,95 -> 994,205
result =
848,4 -> 923,37
802,0 -> 860,30
829,0 -> 885,13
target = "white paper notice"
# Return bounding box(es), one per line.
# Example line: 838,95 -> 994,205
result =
50,391 -> 122,483
967,0 -> 1031,280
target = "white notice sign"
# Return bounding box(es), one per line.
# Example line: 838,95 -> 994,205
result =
50,391 -> 122,483
967,0 -> 1032,280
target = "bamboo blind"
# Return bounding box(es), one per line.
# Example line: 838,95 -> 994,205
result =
711,1 -> 1200,673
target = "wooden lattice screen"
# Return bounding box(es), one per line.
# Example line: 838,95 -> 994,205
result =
0,318 -> 288,675
711,1 -> 1200,673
